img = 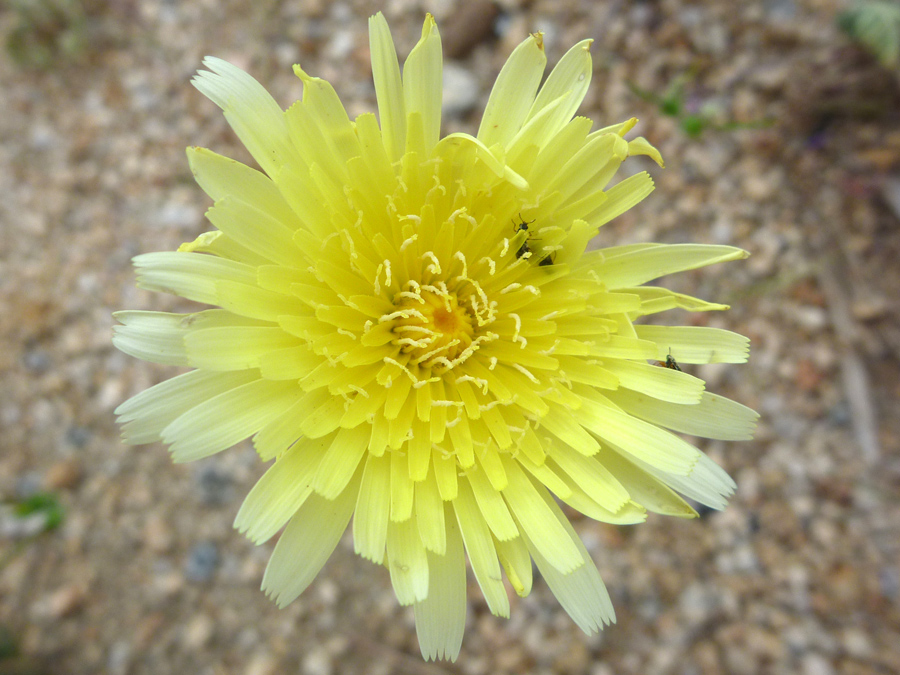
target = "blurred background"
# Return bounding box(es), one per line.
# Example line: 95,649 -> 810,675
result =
1,0 -> 899,673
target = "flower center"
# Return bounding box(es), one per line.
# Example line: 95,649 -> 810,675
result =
392,287 -> 475,370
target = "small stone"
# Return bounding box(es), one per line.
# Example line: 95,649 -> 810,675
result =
841,628 -> 872,658
878,566 -> 899,600
795,359 -> 823,393
44,459 -> 82,490
154,571 -> 184,598
107,640 -> 132,675
184,542 -> 218,582
679,582 -> 719,626
302,644 -> 332,675
22,348 -> 52,373
64,426 -> 91,448
194,464 -> 234,506
245,653 -> 279,675
15,473 -> 42,499
35,584 -> 86,619
143,515 -> 174,553
851,296 -> 889,321
802,653 -> 835,675
182,614 -> 215,649
441,0 -> 500,58
442,63 -> 480,119
324,29 -> 355,61
134,613 -> 165,649
495,646 -> 525,671
553,639 -> 589,674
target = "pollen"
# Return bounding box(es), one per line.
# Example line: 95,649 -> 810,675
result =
393,287 -> 475,367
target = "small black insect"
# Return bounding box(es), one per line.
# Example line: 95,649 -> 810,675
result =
659,349 -> 682,371
512,215 -> 534,260
513,215 -> 555,265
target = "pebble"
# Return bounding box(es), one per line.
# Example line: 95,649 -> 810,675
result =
301,645 -> 332,675
182,614 -> 215,649
153,570 -> 184,599
878,566 -> 899,601
64,425 -> 91,448
184,542 -> 219,582
245,653 -> 279,675
324,29 -> 356,61
44,459 -> 82,490
194,463 -> 234,506
802,653 -> 836,675
679,582 -> 720,626
143,515 -> 174,553
107,640 -> 132,675
841,628 -> 873,659
22,348 -> 52,373
552,639 -> 589,674
0,509 -> 48,539
15,473 -> 43,499
33,584 -> 86,620
442,62 -> 481,119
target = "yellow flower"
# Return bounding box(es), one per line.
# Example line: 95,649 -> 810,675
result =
114,13 -> 757,661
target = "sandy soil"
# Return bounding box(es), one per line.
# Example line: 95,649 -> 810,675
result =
1,1 -> 899,674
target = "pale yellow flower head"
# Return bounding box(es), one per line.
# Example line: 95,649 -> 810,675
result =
114,13 -> 757,661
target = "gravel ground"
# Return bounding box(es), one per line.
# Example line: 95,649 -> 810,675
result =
2,1 -> 899,674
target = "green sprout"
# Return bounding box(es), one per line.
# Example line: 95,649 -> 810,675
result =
13,493 -> 65,532
0,492 -> 65,572
839,1 -> 900,67
628,73 -> 772,138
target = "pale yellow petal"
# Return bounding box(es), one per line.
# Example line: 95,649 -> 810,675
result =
525,39 -> 593,139
594,244 -> 748,289
369,12 -> 406,163
478,33 -> 546,148
609,389 -> 758,441
415,468 -> 446,554
185,326 -> 298,371
594,446 -> 698,518
132,252 -> 256,305
112,311 -> 190,367
414,504 -> 465,661
403,14 -> 442,154
192,57 -> 299,178
633,325 -> 751,364
518,494 -> 615,633
453,480 -> 510,617
599,359 -> 706,404
500,455 -> 582,574
353,452 -> 392,563
262,464 -> 362,607
386,514 -> 430,605
313,424 -> 371,499
163,379 -> 298,462
186,147 -> 301,229
575,391 -> 700,475
234,436 -> 328,543
116,369 -> 258,445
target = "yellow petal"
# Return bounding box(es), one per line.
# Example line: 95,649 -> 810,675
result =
403,14 -> 443,154
478,32 -> 546,149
